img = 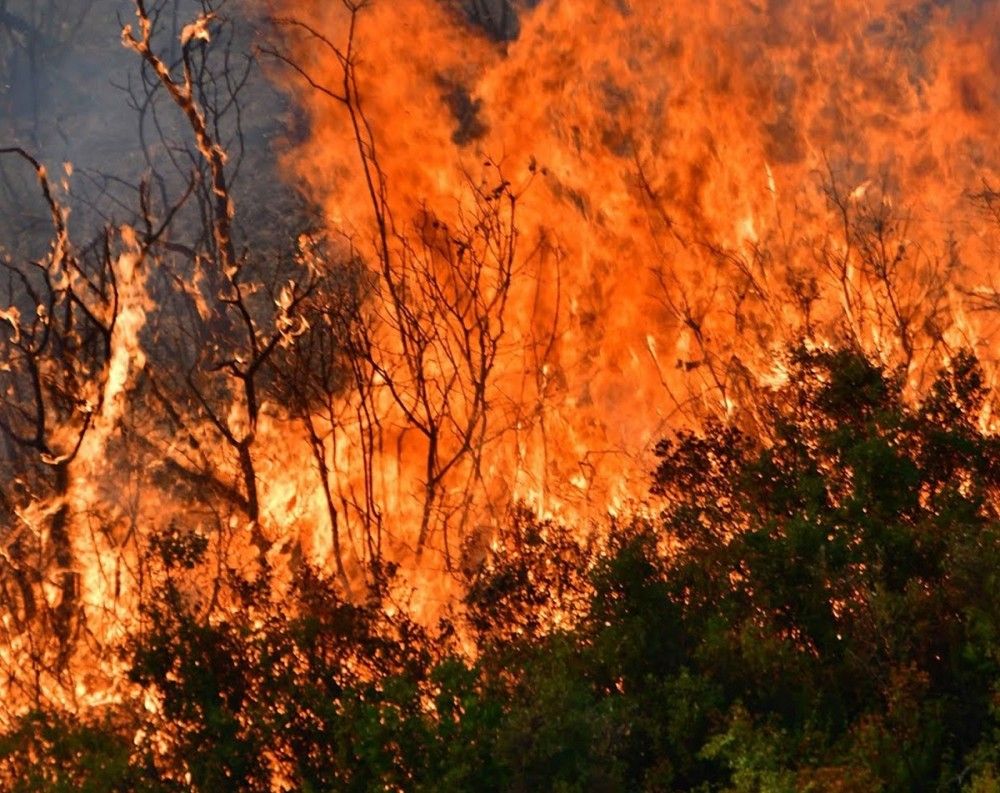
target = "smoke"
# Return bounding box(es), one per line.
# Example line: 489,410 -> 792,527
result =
0,0 -> 301,258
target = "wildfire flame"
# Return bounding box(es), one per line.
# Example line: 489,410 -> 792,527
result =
261,0 -> 1000,593
3,0 -> 1000,727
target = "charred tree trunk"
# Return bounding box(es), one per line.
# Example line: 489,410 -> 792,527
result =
49,462 -> 78,646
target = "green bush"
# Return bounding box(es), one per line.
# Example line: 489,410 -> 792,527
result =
7,346 -> 1000,791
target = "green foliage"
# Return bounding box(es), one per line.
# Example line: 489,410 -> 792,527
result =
7,346 -> 1000,790
0,710 -> 163,792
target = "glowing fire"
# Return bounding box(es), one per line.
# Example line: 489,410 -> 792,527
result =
3,0 -> 1000,725
259,0 -> 1000,591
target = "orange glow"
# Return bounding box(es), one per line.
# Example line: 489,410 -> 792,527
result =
259,0 -> 1000,600
4,0 -> 1000,728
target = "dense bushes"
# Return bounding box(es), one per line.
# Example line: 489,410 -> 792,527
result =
6,346 -> 1000,790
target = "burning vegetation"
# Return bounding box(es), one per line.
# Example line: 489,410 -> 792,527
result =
2,0 -> 1000,789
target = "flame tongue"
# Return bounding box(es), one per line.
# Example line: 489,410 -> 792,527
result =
262,0 -> 1000,582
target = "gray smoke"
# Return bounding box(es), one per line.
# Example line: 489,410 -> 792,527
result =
0,0 -> 303,258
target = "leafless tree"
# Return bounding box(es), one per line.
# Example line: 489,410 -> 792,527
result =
267,5 -> 523,572
0,146 -> 130,667
122,0 -> 325,562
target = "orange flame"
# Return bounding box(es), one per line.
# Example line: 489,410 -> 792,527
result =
256,0 -> 1000,598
